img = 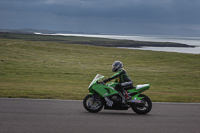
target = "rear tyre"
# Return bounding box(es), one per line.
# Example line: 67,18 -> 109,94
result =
131,94 -> 152,114
83,94 -> 103,113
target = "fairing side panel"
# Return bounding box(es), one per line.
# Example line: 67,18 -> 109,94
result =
92,84 -> 118,97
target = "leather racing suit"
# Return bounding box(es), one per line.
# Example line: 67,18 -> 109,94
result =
103,69 -> 133,92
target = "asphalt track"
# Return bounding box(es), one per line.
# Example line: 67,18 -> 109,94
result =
0,98 -> 200,133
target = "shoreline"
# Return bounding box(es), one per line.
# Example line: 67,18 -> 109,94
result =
46,33 -> 196,48
0,32 -> 197,48
118,47 -> 200,54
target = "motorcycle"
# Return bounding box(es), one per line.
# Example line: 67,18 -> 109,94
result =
83,74 -> 152,114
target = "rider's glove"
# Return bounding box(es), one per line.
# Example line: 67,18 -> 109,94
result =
103,78 -> 110,83
99,81 -> 105,84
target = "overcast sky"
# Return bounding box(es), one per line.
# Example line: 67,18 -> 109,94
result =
0,0 -> 200,35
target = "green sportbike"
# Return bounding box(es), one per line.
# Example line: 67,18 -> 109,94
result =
83,74 -> 152,114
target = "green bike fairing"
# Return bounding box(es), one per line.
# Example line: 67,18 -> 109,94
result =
88,74 -> 150,100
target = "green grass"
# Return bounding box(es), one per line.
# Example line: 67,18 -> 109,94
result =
0,34 -> 200,102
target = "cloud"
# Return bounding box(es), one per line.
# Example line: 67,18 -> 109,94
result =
40,0 -> 200,23
0,0 -> 200,34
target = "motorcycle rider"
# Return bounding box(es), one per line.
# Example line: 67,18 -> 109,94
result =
102,61 -> 133,101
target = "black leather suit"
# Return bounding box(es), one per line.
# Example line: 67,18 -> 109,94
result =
103,69 -> 133,92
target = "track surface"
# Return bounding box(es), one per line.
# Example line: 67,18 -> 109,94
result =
0,98 -> 200,133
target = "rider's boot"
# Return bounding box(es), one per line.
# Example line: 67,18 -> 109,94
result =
118,92 -> 126,104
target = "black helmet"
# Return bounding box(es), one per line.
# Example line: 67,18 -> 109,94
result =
112,61 -> 123,72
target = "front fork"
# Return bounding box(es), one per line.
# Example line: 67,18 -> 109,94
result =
89,93 -> 98,103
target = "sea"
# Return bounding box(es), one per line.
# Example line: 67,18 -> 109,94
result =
38,33 -> 200,54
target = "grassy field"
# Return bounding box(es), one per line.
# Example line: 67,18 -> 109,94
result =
0,33 -> 200,102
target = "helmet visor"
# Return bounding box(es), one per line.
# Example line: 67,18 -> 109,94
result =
112,64 -> 118,72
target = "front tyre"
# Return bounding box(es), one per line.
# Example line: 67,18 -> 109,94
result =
83,94 -> 103,113
131,94 -> 152,114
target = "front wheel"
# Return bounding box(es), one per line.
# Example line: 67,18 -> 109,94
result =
83,94 -> 103,113
131,94 -> 152,114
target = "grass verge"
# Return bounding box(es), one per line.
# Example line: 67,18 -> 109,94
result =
0,34 -> 199,102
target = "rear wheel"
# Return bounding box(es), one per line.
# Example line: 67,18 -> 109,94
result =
131,94 -> 152,114
83,94 -> 103,113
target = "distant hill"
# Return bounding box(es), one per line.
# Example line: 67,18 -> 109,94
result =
0,28 -> 199,37
0,32 -> 195,48
0,28 -> 93,34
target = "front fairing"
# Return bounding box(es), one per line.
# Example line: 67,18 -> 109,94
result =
88,75 -> 118,97
90,84 -> 118,97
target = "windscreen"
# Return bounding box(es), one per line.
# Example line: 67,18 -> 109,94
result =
88,74 -> 105,88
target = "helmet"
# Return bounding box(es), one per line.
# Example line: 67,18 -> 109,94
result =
112,61 -> 123,72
